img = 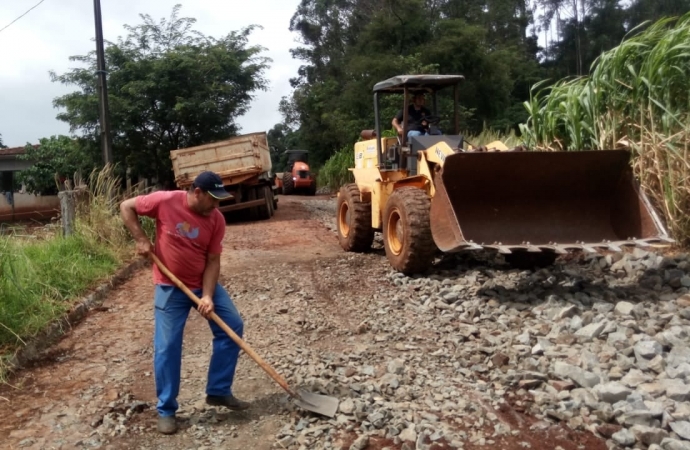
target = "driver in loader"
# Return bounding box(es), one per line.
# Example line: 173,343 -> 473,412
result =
392,92 -> 442,140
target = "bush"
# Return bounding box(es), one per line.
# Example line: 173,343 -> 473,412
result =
318,146 -> 355,193
17,135 -> 99,195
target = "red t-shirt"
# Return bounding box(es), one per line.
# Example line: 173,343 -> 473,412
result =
135,190 -> 225,289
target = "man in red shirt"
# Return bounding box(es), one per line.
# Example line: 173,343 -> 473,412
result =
120,171 -> 248,435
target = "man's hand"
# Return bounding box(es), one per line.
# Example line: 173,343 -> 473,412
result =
198,295 -> 214,319
135,238 -> 153,257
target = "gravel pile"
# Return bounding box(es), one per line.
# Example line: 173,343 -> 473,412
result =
279,198 -> 690,450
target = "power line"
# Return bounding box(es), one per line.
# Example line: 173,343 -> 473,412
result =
0,0 -> 48,34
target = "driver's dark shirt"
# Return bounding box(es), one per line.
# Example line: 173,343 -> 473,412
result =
395,105 -> 432,132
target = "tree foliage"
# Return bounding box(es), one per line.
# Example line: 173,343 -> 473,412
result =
267,123 -> 301,172
0,134 -> 6,149
272,0 -> 690,167
51,5 -> 271,187
278,0 -> 542,165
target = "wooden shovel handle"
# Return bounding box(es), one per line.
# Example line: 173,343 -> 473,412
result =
149,253 -> 299,399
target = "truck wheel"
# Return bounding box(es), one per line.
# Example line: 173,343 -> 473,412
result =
282,172 -> 294,195
308,181 -> 317,196
336,184 -> 374,252
247,187 -> 259,221
268,188 -> 276,216
383,187 -> 436,275
257,185 -> 273,220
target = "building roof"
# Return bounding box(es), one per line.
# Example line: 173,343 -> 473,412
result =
0,145 -> 36,157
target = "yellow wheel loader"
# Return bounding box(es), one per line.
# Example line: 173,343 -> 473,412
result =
335,74 -> 672,275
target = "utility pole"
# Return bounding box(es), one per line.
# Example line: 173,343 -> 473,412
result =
93,0 -> 113,165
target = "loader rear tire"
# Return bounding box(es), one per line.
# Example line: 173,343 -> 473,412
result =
383,187 -> 436,275
337,184 -> 374,252
283,172 -> 294,195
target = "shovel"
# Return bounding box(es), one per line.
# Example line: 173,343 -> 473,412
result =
149,253 -> 340,418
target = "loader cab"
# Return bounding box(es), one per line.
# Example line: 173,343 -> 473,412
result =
285,149 -> 309,171
369,74 -> 465,174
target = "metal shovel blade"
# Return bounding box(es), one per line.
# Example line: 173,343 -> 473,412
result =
293,390 -> 340,418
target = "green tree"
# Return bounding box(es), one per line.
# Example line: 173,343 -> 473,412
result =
51,5 -> 271,187
17,136 -> 98,195
626,0 -> 690,30
283,0 -> 544,165
282,0 -> 672,166
267,122 -> 300,171
0,134 -> 6,149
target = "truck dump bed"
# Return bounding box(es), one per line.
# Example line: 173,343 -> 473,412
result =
170,132 -> 272,189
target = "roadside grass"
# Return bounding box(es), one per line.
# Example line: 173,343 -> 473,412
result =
0,235 -> 119,345
0,165 -> 155,381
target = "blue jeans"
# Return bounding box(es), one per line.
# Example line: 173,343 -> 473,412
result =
408,129 -> 442,139
153,283 -> 243,417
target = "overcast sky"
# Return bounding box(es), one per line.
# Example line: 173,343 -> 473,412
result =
0,0 -> 303,148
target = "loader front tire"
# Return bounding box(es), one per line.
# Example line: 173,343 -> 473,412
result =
383,187 -> 435,275
337,184 -> 374,252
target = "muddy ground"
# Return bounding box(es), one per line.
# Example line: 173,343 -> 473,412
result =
0,195 -> 659,450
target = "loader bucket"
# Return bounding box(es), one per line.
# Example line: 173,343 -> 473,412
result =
430,149 -> 671,254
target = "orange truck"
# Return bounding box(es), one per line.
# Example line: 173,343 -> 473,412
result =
170,132 -> 279,220
274,150 -> 317,196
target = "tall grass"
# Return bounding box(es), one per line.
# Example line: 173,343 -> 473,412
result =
519,12 -> 690,244
464,128 -> 522,149
319,146 -> 355,193
0,235 -> 119,347
0,164 -> 155,373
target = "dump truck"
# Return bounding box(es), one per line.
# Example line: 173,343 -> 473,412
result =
275,150 -> 317,196
170,132 -> 278,220
335,74 -> 672,274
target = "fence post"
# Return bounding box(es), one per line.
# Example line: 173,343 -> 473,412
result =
58,190 -> 76,236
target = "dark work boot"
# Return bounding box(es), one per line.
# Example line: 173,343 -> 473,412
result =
157,415 -> 178,435
206,395 -> 250,411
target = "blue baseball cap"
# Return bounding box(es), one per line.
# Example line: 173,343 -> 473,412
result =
192,171 -> 231,200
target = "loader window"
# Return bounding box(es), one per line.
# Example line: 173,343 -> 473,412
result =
297,170 -> 309,179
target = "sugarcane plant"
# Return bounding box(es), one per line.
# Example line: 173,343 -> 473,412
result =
520,12 -> 690,245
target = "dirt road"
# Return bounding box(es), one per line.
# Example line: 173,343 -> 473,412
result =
0,196 -> 346,450
5,194 -> 686,450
